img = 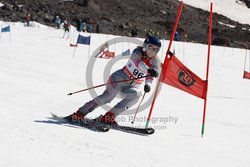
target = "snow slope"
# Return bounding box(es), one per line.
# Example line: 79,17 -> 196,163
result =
181,0 -> 250,25
0,20 -> 250,167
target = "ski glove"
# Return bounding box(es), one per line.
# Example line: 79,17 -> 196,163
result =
148,68 -> 159,78
144,84 -> 151,93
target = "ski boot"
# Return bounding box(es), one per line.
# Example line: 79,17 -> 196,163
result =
100,112 -> 118,126
64,110 -> 85,124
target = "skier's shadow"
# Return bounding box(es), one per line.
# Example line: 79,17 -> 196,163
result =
34,117 -> 82,129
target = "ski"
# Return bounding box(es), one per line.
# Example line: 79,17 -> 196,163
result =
50,113 -> 110,132
91,115 -> 155,135
50,113 -> 154,135
106,124 -> 155,136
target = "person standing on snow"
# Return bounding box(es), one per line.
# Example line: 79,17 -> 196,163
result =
76,19 -> 83,32
63,20 -> 70,38
55,16 -> 61,29
26,14 -> 31,27
83,22 -> 87,32
174,31 -> 180,41
65,35 -> 161,125
95,22 -> 100,33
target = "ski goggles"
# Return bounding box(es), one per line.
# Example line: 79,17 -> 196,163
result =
147,44 -> 160,54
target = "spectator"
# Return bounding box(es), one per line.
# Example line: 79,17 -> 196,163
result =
83,22 -> 87,32
174,31 -> 180,41
26,14 -> 31,27
63,20 -> 70,38
131,27 -> 138,37
95,22 -> 100,33
184,31 -> 188,42
76,19 -> 82,32
89,24 -> 93,33
55,16 -> 61,29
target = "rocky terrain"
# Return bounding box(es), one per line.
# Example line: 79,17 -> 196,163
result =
0,0 -> 250,48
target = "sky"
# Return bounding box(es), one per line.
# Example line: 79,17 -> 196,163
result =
0,1 -> 250,167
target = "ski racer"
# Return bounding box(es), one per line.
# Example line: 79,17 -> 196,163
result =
65,35 -> 162,125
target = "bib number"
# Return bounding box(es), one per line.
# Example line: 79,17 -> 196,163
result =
133,69 -> 144,78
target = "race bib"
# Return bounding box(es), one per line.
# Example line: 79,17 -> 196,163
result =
125,59 -> 147,79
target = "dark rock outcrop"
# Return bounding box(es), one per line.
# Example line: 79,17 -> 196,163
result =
0,0 -> 250,48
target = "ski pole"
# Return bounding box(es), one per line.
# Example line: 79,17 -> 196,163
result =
131,91 -> 146,124
67,75 -> 150,96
